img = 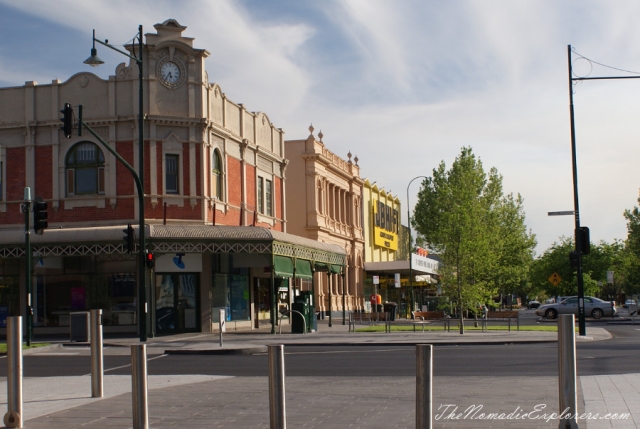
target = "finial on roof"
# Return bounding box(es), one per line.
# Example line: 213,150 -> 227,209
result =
318,130 -> 323,142
308,124 -> 314,137
354,155 -> 359,166
347,150 -> 352,163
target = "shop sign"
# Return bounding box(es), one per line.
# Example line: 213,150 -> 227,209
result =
156,253 -> 203,272
373,200 -> 399,251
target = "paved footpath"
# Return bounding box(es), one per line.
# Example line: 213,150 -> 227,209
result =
0,321 -> 638,428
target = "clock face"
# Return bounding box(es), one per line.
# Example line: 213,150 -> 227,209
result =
161,61 -> 181,84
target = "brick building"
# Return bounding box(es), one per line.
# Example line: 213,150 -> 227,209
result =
0,19 -> 345,337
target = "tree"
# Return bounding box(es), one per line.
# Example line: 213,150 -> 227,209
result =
412,147 -> 534,321
530,237 -> 605,299
491,193 -> 537,305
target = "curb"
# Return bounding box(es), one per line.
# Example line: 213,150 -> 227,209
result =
164,346 -> 268,355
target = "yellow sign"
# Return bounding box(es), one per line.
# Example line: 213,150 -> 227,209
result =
548,272 -> 562,286
373,200 -> 398,251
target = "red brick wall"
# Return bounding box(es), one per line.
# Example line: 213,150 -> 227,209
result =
0,142 -> 285,229
35,146 -> 52,200
246,165 -> 256,215
227,157 -> 242,207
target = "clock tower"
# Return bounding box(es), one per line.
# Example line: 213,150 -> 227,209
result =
143,19 -> 210,117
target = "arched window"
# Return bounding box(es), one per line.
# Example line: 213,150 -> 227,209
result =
212,149 -> 223,200
66,142 -> 105,196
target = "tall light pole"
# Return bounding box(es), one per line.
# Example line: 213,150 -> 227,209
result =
567,45 -> 640,336
407,176 -> 427,317
84,26 -> 147,341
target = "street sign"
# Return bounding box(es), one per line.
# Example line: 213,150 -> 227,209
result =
548,211 -> 575,216
548,272 -> 562,286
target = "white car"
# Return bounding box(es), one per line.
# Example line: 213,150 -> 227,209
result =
535,296 -> 616,320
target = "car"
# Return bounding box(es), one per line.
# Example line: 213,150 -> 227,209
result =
527,300 -> 540,309
623,299 -> 636,308
535,296 -> 616,320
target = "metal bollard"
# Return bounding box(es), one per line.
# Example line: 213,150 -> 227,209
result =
416,344 -> 433,429
131,344 -> 149,429
558,315 -> 579,429
4,316 -> 22,428
268,345 -> 287,429
219,308 -> 226,347
90,309 -> 104,398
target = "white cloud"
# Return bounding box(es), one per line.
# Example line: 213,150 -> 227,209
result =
2,0 -> 640,254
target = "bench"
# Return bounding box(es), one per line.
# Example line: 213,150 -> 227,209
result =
482,311 -> 519,331
411,311 -> 451,332
348,312 -> 390,332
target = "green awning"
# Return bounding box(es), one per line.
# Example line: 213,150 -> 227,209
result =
295,259 -> 313,279
330,264 -> 343,274
314,262 -> 328,272
273,256 -> 294,277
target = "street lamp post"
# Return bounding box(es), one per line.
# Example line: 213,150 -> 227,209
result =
567,45 -> 640,337
407,176 -> 427,318
84,26 -> 147,341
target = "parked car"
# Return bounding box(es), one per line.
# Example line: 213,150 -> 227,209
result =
527,300 -> 540,309
535,296 -> 616,320
623,299 -> 636,308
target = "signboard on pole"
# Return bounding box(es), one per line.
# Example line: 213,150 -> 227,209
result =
548,211 -> 575,216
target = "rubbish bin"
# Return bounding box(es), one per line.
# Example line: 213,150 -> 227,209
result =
70,311 -> 90,342
383,303 -> 397,321
291,302 -> 309,334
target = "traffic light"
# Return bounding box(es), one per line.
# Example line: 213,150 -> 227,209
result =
122,224 -> 134,253
145,251 -> 155,269
60,103 -> 73,138
33,197 -> 48,235
569,250 -> 579,268
577,226 -> 590,255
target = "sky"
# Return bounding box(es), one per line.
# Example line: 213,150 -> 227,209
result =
2,0 -> 640,256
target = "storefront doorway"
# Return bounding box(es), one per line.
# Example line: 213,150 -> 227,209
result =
155,273 -> 200,334
254,278 -> 271,328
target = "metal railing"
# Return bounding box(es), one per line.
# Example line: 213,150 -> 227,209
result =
278,310 -> 306,335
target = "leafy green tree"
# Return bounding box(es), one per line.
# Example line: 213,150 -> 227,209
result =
530,237 -> 576,298
491,193 -> 537,305
412,147 -> 534,317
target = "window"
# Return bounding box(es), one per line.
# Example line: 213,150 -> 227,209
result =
257,177 -> 264,214
66,142 -> 105,196
165,154 -> 179,194
266,179 -> 273,216
257,175 -> 274,217
212,150 -> 222,200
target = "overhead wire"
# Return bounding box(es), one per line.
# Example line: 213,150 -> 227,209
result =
571,47 -> 640,76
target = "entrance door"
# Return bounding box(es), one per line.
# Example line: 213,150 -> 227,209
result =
254,278 -> 271,328
155,273 -> 200,334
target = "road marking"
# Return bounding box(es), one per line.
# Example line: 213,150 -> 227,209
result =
31,352 -> 81,356
97,353 -> 168,375
272,349 -> 403,356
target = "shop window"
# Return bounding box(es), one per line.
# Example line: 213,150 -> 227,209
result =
212,267 -> 250,322
65,142 -> 105,196
156,273 -> 199,332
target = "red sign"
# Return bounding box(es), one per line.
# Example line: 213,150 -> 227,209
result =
415,247 -> 429,257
